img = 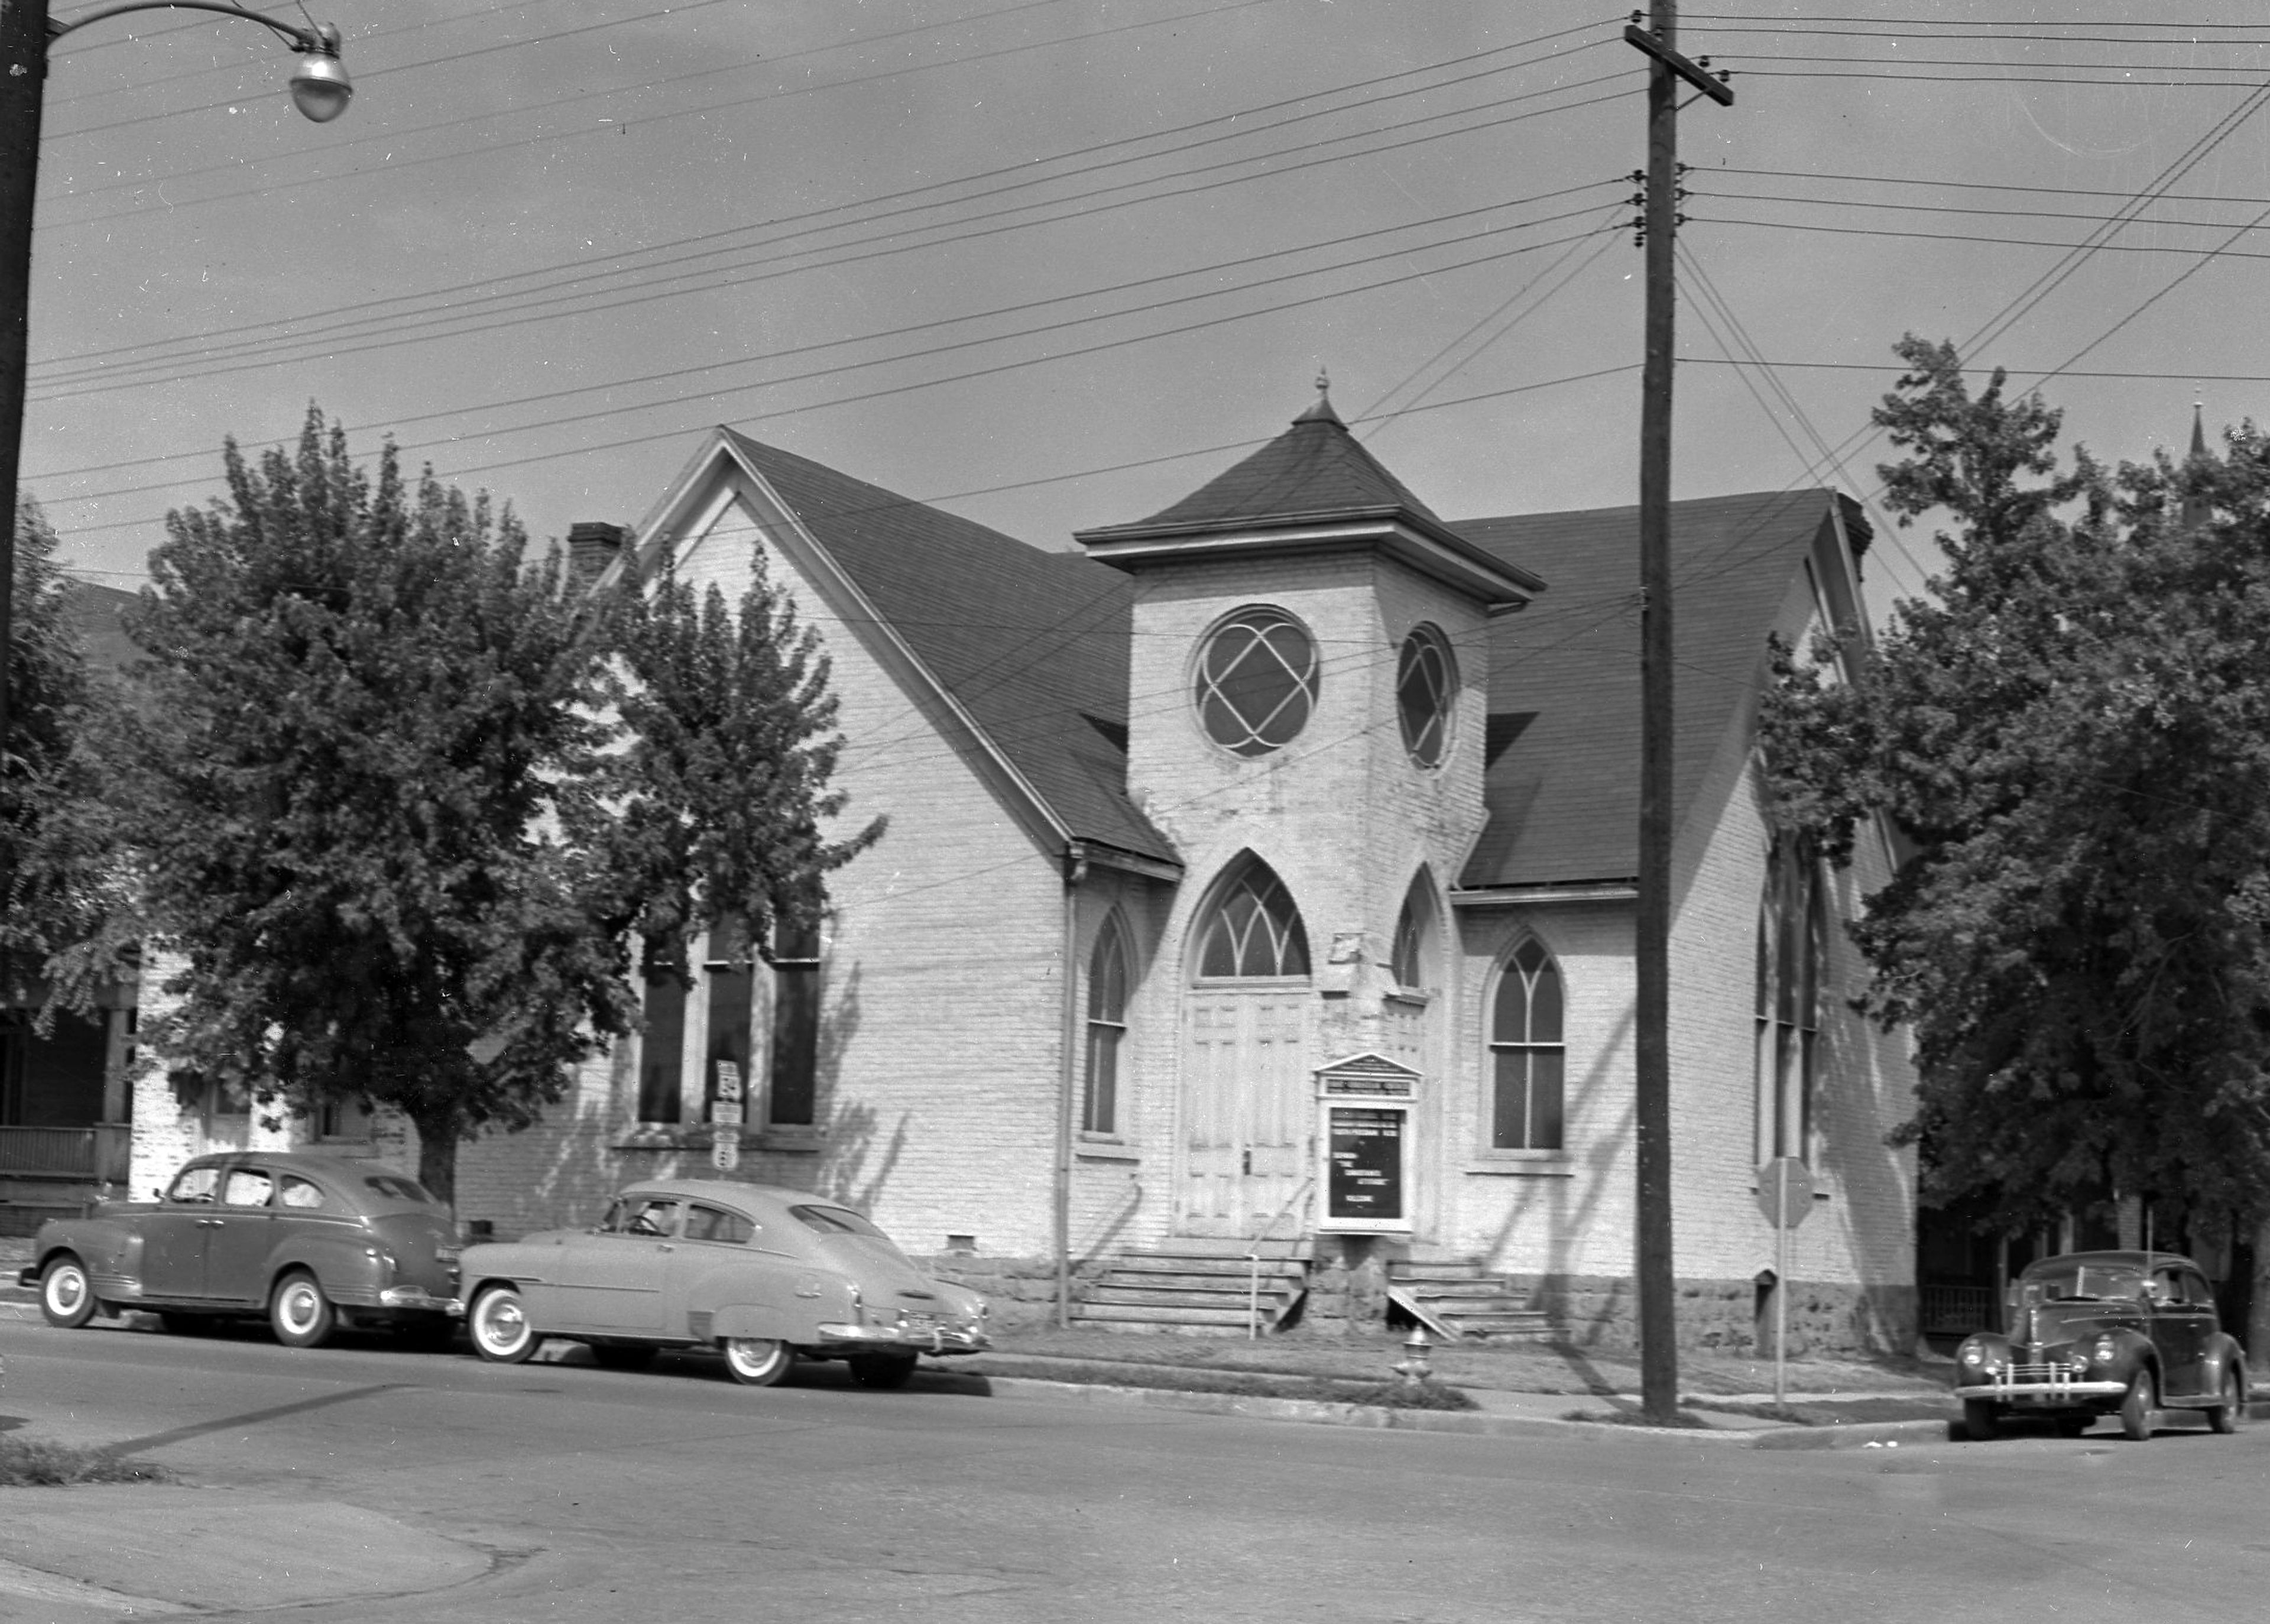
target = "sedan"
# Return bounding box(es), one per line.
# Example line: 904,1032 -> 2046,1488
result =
456,1178 -> 990,1387
1953,1250 -> 2249,1440
17,1151 -> 462,1350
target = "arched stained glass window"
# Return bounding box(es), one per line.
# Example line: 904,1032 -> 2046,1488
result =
1390,875 -> 1437,992
1490,938 -> 1565,1151
1084,923 -> 1130,1134
1194,607 -> 1318,756
1195,861 -> 1311,979
1396,624 -> 1457,768
1755,839 -> 1825,1164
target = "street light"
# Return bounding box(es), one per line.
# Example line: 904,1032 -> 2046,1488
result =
0,0 -> 350,802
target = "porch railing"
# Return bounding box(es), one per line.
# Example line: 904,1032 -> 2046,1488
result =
1919,1283 -> 1999,1337
0,1124 -> 132,1183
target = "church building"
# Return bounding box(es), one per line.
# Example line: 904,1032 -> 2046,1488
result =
124,386 -> 1919,1351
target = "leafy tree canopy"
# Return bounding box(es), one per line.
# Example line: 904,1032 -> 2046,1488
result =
82,410 -> 878,1204
1762,335 -> 2270,1238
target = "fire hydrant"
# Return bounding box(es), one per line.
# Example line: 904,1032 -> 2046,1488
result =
1392,1326 -> 1433,1388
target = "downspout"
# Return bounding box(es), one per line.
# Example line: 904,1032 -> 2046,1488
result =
1056,842 -> 1089,1329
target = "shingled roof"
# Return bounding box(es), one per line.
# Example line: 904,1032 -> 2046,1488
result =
1117,387 -> 1448,535
1454,489 -> 1856,890
718,430 -> 1171,867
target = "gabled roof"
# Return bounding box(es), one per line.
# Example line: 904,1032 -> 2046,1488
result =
1455,490 -> 1854,890
715,430 -> 1173,867
64,580 -> 141,675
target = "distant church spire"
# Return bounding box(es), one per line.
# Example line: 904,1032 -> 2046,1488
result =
2180,394 -> 2213,532
1293,366 -> 1342,426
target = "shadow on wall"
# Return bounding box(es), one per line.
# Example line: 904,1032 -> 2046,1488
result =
1480,1000 -> 1637,1347
1811,868 -> 1918,1351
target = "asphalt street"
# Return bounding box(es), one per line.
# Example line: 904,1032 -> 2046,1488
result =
3,1317 -> 2267,1623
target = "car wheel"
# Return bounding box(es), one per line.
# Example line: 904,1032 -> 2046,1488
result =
2119,1370 -> 2157,1441
38,1255 -> 97,1330
2210,1365 -> 2247,1434
1961,1398 -> 2000,1441
588,1343 -> 657,1372
270,1270 -> 336,1349
468,1284 -> 538,1364
848,1353 -> 919,1389
722,1337 -> 792,1387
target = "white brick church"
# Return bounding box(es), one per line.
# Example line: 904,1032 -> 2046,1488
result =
126,387 -> 1918,1349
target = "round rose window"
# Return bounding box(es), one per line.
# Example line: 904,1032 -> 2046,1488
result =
1194,607 -> 1318,757
1396,624 -> 1456,767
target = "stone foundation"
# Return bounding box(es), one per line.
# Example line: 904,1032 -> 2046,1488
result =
922,1253 -> 1111,1333
1506,1272 -> 1916,1357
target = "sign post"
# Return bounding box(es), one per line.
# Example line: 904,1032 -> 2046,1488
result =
712,1062 -> 744,1172
1755,1155 -> 1815,1407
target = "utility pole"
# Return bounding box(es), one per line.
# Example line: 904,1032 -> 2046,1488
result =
1623,4 -> 1730,1427
0,0 -> 51,776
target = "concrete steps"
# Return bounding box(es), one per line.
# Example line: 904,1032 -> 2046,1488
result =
1072,1244 -> 1311,1337
1389,1260 -> 1556,1343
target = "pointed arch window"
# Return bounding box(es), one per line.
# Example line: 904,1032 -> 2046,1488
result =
1756,839 -> 1825,1164
1390,874 -> 1438,993
1195,607 -> 1318,757
1084,923 -> 1131,1134
1195,860 -> 1311,980
1490,938 -> 1565,1151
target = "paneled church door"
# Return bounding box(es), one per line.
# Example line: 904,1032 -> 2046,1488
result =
1180,857 -> 1315,1237
1181,990 -> 1312,1236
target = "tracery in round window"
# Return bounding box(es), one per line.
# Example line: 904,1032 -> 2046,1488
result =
1194,607 -> 1318,757
1396,624 -> 1457,768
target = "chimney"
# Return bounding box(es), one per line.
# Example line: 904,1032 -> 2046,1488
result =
566,521 -> 629,591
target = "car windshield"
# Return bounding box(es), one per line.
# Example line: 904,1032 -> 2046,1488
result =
2018,1262 -> 2146,1306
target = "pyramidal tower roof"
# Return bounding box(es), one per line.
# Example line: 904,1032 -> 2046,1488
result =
1075,377 -> 1543,610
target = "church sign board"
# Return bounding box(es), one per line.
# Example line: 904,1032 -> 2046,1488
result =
1313,1054 -> 1419,1234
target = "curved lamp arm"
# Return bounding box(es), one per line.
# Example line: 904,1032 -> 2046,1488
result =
47,4 -> 352,122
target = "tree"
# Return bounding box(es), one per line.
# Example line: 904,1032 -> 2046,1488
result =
104,410 -> 881,1206
599,551 -> 884,982
1,492 -> 120,1017
1761,335 -> 2270,1255
108,413 -> 630,1204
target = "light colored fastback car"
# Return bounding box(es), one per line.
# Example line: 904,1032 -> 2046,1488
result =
456,1178 -> 990,1387
15,1151 -> 461,1349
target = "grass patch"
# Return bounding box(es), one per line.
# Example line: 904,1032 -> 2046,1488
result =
1558,1405 -> 1714,1429
975,1357 -> 1476,1410
0,1437 -> 174,1487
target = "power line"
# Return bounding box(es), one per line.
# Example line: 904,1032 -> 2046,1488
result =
33,77 -> 1630,397
33,189 -> 1617,486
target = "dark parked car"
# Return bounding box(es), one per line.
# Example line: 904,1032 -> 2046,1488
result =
1953,1250 -> 2249,1440
16,1152 -> 461,1349
457,1178 -> 990,1387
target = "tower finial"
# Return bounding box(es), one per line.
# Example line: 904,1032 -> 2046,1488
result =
1293,365 -> 1342,426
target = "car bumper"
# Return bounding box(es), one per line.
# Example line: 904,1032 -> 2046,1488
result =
378,1285 -> 463,1316
1960,1377 -> 2128,1403
812,1323 -> 991,1356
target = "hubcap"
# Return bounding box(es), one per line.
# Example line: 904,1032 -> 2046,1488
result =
50,1270 -> 84,1311
284,1286 -> 317,1330
482,1298 -> 525,1349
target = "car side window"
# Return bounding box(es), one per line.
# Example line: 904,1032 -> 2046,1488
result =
603,1197 -> 680,1237
2181,1270 -> 2216,1309
683,1205 -> 754,1245
167,1165 -> 220,1204
278,1175 -> 327,1210
222,1169 -> 275,1208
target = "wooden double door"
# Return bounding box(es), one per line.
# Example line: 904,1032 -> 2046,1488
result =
1179,987 -> 1312,1237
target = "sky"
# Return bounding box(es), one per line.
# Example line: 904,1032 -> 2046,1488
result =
24,1 -> 2270,618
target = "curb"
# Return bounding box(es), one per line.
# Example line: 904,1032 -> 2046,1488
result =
975,1373 -> 1925,1445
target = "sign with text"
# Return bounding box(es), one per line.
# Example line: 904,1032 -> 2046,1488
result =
1324,1106 -> 1406,1228
712,1062 -> 744,1171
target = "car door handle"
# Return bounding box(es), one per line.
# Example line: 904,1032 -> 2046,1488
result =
657,1244 -> 674,1253
196,1218 -> 223,1228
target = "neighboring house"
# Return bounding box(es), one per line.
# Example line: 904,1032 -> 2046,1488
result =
122,388 -> 1919,1349
0,580 -> 143,1234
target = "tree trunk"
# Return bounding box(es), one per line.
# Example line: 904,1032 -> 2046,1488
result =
407,1104 -> 461,1215
2249,1217 -> 2270,1363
